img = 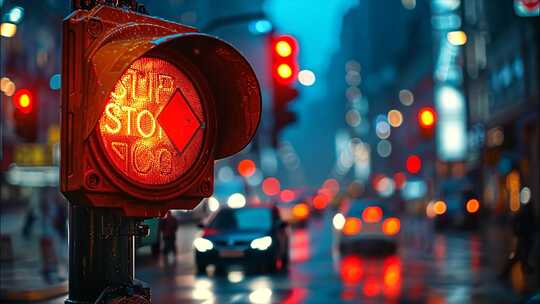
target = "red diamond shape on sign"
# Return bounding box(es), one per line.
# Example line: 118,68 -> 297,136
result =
158,90 -> 201,153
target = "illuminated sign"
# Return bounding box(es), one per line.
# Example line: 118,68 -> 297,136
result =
98,57 -> 204,185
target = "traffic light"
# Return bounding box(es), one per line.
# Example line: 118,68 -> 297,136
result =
60,6 -> 261,217
418,107 -> 436,138
12,88 -> 37,142
270,34 -> 299,146
406,154 -> 422,174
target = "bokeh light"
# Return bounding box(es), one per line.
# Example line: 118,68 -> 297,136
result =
298,69 -> 316,86
387,109 -> 403,127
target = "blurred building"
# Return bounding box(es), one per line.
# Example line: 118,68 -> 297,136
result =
463,0 -> 539,220
325,0 -> 434,200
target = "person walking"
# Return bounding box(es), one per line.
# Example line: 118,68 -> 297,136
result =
160,211 -> 179,264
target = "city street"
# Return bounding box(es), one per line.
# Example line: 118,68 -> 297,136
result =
1,0 -> 539,303
132,213 -> 518,303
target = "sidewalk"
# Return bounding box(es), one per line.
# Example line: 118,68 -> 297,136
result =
0,207 -> 68,302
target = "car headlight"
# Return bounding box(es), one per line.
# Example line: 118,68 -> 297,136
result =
332,213 -> 345,230
194,237 -> 214,252
250,236 -> 272,251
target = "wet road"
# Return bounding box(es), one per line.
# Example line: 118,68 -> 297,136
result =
136,212 -> 519,303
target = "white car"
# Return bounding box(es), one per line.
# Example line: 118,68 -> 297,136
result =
333,199 -> 400,254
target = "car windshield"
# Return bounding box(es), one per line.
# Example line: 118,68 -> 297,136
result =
209,208 -> 272,231
346,201 -> 387,216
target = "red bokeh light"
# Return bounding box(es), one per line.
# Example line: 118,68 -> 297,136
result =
13,88 -> 33,114
340,255 -> 363,284
312,194 -> 329,210
393,172 -> 407,189
363,278 -> 381,297
237,159 -> 256,177
406,155 -> 422,174
262,177 -> 280,196
280,189 -> 296,202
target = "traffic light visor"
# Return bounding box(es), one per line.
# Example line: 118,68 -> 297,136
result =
86,32 -> 261,160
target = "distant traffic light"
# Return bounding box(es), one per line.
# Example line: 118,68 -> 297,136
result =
12,88 -> 37,142
270,34 -> 299,146
406,155 -> 422,174
418,107 -> 436,138
271,35 -> 298,84
13,88 -> 33,114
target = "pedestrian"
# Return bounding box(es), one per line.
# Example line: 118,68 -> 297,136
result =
501,199 -> 535,280
159,211 -> 179,264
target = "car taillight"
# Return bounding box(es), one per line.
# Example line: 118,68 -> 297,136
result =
466,199 -> 480,213
293,203 -> 309,220
362,206 -> 383,223
433,200 -> 447,215
382,217 -> 400,236
203,228 -> 218,237
342,217 -> 362,235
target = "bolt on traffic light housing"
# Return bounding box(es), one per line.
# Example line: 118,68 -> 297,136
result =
60,6 -> 261,217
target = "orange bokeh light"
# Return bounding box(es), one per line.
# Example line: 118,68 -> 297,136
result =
382,217 -> 401,236
419,107 -> 436,127
466,199 -> 480,213
434,200 -> 447,215
292,203 -> 309,220
342,217 -> 362,235
237,159 -> 256,177
362,206 -> 383,223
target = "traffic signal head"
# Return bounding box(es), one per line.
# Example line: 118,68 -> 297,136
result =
418,107 -> 436,138
13,88 -> 33,114
418,107 -> 436,128
271,35 -> 298,85
12,88 -> 37,142
61,6 -> 261,217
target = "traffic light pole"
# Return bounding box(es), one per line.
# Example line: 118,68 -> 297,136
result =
65,205 -> 150,303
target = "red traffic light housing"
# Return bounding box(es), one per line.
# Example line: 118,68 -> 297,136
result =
12,88 -> 38,142
60,6 -> 261,217
270,34 -> 299,146
271,35 -> 298,85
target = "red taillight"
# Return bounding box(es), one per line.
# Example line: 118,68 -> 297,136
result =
203,228 -> 218,236
292,203 -> 309,220
362,206 -> 383,223
382,217 -> 401,236
342,217 -> 362,235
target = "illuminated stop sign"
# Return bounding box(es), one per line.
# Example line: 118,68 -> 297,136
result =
98,57 -> 204,185
60,6 -> 261,217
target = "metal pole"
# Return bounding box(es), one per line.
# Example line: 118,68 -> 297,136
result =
65,204 -> 136,303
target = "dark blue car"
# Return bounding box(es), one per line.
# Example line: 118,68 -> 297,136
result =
194,205 -> 289,274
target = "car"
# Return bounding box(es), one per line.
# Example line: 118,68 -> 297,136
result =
333,199 -> 400,254
431,178 -> 480,230
194,205 -> 289,274
135,218 -> 160,256
277,198 -> 311,227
